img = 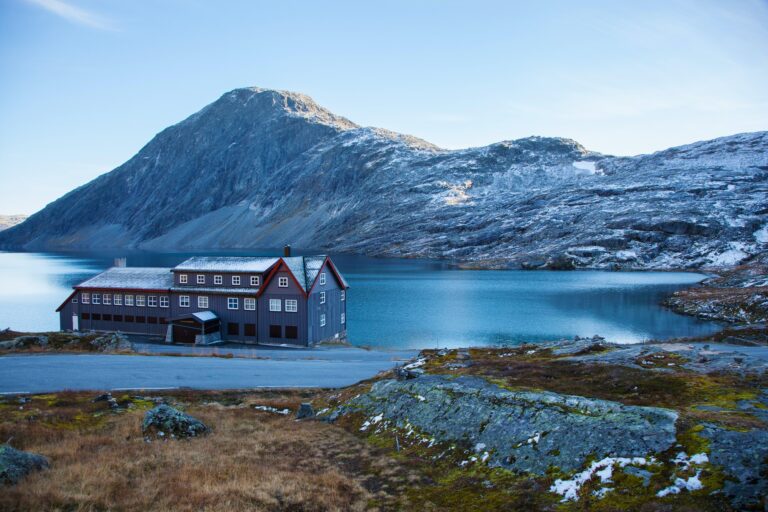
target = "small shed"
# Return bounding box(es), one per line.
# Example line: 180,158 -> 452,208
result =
166,311 -> 221,345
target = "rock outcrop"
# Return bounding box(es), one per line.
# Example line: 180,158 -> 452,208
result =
334,374 -> 678,475
0,444 -> 49,486
1,87 -> 765,270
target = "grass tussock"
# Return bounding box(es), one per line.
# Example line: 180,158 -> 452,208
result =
0,390 -> 416,512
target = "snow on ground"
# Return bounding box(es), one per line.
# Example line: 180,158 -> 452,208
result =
550,456 -> 654,501
755,225 -> 768,244
708,242 -> 749,266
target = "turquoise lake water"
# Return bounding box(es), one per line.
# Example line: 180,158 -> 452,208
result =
0,250 -> 721,349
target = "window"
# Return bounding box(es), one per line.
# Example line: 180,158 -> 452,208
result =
341,313 -> 346,324
114,315 -> 123,322
103,294 -> 112,305
269,325 -> 282,338
114,294 -> 122,306
159,296 -> 169,308
214,275 -> 223,285
285,299 -> 298,313
250,275 -> 260,286
198,296 -> 209,309
320,314 -> 326,327
92,293 -> 101,305
244,323 -> 256,336
125,295 -> 134,306
285,325 -> 298,339
81,292 -> 90,304
232,276 -> 241,286
92,313 -> 102,321
228,297 -> 239,310
179,295 -> 190,308
72,296 -> 79,304
196,274 -> 205,284
136,316 -> 146,323
269,299 -> 281,312
227,322 -> 239,336
103,314 -> 112,321
341,290 -> 345,301
320,272 -> 326,285
179,274 -> 188,284
125,315 -> 134,323
81,312 -> 90,320
278,276 -> 288,288
136,295 -> 145,307
148,316 -> 158,324
320,291 -> 326,304
244,298 -> 255,310
148,296 -> 158,307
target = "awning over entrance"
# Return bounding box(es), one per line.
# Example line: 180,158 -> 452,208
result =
168,311 -> 220,344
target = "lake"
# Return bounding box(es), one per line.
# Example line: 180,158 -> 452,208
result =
0,250 -> 721,349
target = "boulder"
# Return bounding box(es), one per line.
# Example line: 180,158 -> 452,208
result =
0,444 -> 49,485
296,403 -> 315,419
142,405 -> 209,439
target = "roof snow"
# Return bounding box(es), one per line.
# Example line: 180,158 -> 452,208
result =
76,267 -> 174,290
174,256 -> 279,273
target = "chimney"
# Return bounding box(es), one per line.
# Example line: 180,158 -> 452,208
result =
114,257 -> 127,268
283,245 -> 291,257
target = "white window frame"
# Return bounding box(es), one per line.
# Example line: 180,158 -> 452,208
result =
136,295 -> 146,307
278,276 -> 288,288
159,296 -> 169,308
341,290 -> 345,301
125,295 -> 134,306
232,276 -> 241,286
179,274 -> 188,284
320,314 -> 326,327
244,297 -> 256,310
214,275 -> 223,285
341,313 -> 346,324
320,272 -> 326,285
179,295 -> 190,308
285,299 -> 298,313
148,296 -> 157,307
198,296 -> 209,309
103,293 -> 112,305
250,275 -> 259,286
81,292 -> 90,304
114,294 -> 122,306
269,299 -> 281,312
92,293 -> 101,305
196,274 -> 205,284
72,296 -> 79,304
320,291 -> 326,304
228,297 -> 239,310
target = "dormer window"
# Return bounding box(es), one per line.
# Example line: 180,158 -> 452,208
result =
278,277 -> 288,288
250,275 -> 260,286
232,276 -> 241,286
319,272 -> 326,285
196,274 -> 205,284
179,274 -> 188,284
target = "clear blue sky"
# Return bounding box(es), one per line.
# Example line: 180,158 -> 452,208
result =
1,0 -> 767,214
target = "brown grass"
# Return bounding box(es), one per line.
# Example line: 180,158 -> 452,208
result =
0,390 -> 420,512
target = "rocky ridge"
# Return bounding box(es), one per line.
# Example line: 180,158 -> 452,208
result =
0,87 -> 766,270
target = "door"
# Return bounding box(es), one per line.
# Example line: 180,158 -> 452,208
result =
72,315 -> 79,331
172,325 -> 198,343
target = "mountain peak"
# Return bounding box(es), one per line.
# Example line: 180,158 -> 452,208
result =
221,87 -> 359,131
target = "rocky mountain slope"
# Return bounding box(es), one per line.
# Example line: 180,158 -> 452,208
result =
1,87 -> 766,269
0,215 -> 28,232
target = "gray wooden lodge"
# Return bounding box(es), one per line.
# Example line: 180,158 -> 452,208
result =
56,250 -> 349,346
